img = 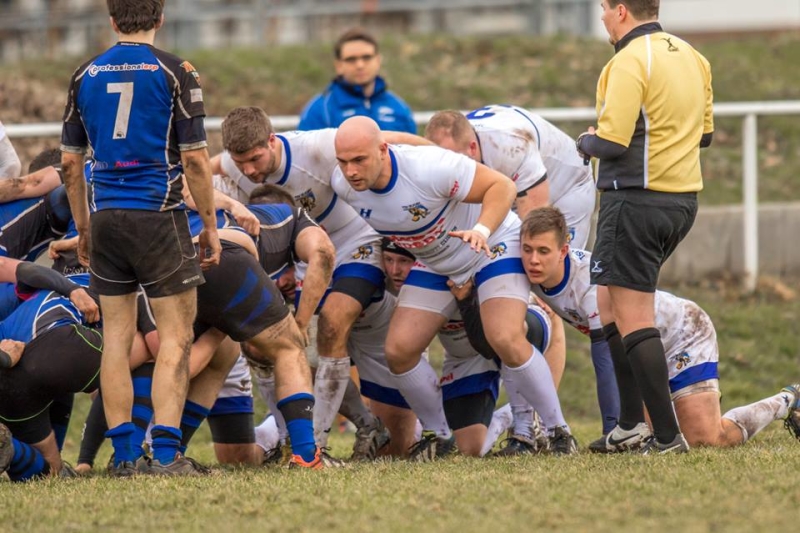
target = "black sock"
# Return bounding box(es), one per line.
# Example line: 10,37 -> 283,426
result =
624,327 -> 680,443
49,393 -> 74,451
78,392 -> 108,467
603,323 -> 645,430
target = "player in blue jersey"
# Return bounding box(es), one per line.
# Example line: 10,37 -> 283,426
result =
60,0 -> 221,476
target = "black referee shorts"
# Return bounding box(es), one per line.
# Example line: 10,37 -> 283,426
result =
591,189 -> 697,292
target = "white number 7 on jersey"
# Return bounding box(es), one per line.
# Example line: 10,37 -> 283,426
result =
107,82 -> 134,140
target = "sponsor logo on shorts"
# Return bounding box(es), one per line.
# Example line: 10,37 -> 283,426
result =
489,242 -> 507,259
675,352 -> 691,370
402,202 -> 429,222
591,260 -> 603,273
182,274 -> 201,285
440,372 -> 455,385
297,189 -> 317,212
88,62 -> 159,77
351,244 -> 374,260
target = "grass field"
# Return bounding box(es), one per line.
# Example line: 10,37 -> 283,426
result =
2,282 -> 799,532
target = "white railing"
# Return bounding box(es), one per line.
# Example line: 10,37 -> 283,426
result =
8,100 -> 800,291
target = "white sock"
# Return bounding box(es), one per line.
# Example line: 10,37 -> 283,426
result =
722,390 -> 793,442
392,359 -> 451,438
254,415 -> 280,451
313,355 -> 352,447
503,373 -> 535,439
480,403 -> 514,456
253,373 -> 288,442
502,348 -> 569,434
414,419 -> 423,441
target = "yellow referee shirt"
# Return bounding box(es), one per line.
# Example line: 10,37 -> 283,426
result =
595,23 -> 713,193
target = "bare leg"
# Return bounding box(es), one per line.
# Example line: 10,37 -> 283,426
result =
98,293 -> 138,429
370,400 -> 417,458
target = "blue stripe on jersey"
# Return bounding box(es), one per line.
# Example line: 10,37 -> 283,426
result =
0,290 -> 83,343
0,283 -> 20,321
0,198 -> 43,229
248,203 -> 293,226
186,209 -> 232,237
332,262 -> 385,287
404,269 -> 449,291
359,380 -> 411,409
475,257 -> 526,287
669,362 -> 719,393
316,193 -> 338,224
369,150 -> 398,194
76,44 -> 182,212
541,253 -> 571,297
511,107 -> 542,150
374,201 -> 452,237
209,395 -> 255,417
441,370 -> 500,402
275,136 -> 292,186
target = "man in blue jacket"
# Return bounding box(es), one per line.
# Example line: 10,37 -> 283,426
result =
298,28 -> 416,133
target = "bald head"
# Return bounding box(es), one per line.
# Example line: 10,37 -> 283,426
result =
424,110 -> 479,161
335,116 -> 389,191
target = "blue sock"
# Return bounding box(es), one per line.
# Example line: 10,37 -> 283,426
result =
150,425 -> 182,465
178,400 -> 210,454
277,392 -> 316,462
8,438 -> 50,482
131,364 -> 155,459
106,422 -> 136,465
591,340 -> 622,434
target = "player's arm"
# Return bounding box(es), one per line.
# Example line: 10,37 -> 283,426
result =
61,152 -> 90,267
448,279 -> 498,360
450,162 -> 516,255
209,153 -> 224,176
383,132 -> 434,146
15,261 -> 99,323
292,221 -> 335,342
182,147 -> 221,268
0,130 -> 22,180
0,166 -> 62,203
182,176 -> 259,236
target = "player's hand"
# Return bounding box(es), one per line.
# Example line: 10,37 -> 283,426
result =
77,232 -> 91,267
446,279 -> 474,301
532,295 -> 557,320
49,236 -> 79,260
576,127 -> 596,165
0,339 -> 25,369
296,322 -> 310,348
70,288 -> 100,323
448,229 -> 492,256
198,227 -> 222,270
228,201 -> 260,236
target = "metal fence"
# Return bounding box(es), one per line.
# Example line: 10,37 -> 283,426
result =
7,99 -> 800,292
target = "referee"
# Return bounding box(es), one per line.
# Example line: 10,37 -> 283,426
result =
576,0 -> 713,454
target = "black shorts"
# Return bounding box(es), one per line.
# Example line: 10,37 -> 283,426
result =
443,390 -> 496,431
591,189 -> 697,292
89,209 -> 204,298
208,413 -> 256,445
0,324 -> 103,443
195,241 -> 290,342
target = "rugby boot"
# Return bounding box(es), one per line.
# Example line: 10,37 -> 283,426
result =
781,384 -> 800,440
350,418 -> 391,461
639,433 -> 690,455
408,431 -> 457,462
589,422 -> 652,453
548,426 -> 579,455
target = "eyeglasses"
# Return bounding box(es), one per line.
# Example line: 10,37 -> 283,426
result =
340,54 -> 376,64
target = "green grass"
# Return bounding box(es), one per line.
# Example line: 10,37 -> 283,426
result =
2,283 -> 800,531
2,32 -> 800,204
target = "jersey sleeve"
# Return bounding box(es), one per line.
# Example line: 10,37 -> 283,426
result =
578,287 -> 603,331
701,56 -> 714,135
424,147 -> 477,202
596,56 -> 646,148
60,66 -> 89,154
172,59 -> 207,151
488,130 -> 547,193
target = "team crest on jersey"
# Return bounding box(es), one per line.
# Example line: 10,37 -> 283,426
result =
489,242 -> 508,259
180,61 -> 200,81
567,228 -> 576,243
402,202 -> 429,222
675,352 -> 691,370
297,190 -> 316,212
352,244 -> 374,260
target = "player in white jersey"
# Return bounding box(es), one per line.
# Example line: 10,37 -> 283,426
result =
331,116 -> 576,459
215,107 -> 390,451
0,120 -> 22,179
520,206 -> 800,451
425,104 -> 596,249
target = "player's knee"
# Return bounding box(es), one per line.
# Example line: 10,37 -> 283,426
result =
384,340 -> 419,373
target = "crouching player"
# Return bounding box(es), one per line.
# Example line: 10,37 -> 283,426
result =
521,206 -> 800,452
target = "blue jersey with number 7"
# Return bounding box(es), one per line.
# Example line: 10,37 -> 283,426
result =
61,42 -> 207,212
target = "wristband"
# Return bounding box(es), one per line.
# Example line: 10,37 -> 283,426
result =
472,223 -> 491,240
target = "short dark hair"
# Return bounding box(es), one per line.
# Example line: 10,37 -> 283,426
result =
29,148 -> 62,173
334,27 -> 379,59
249,184 -> 296,206
520,206 -> 569,247
107,0 -> 164,34
608,0 -> 659,20
222,107 -> 274,155
425,110 -> 474,145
